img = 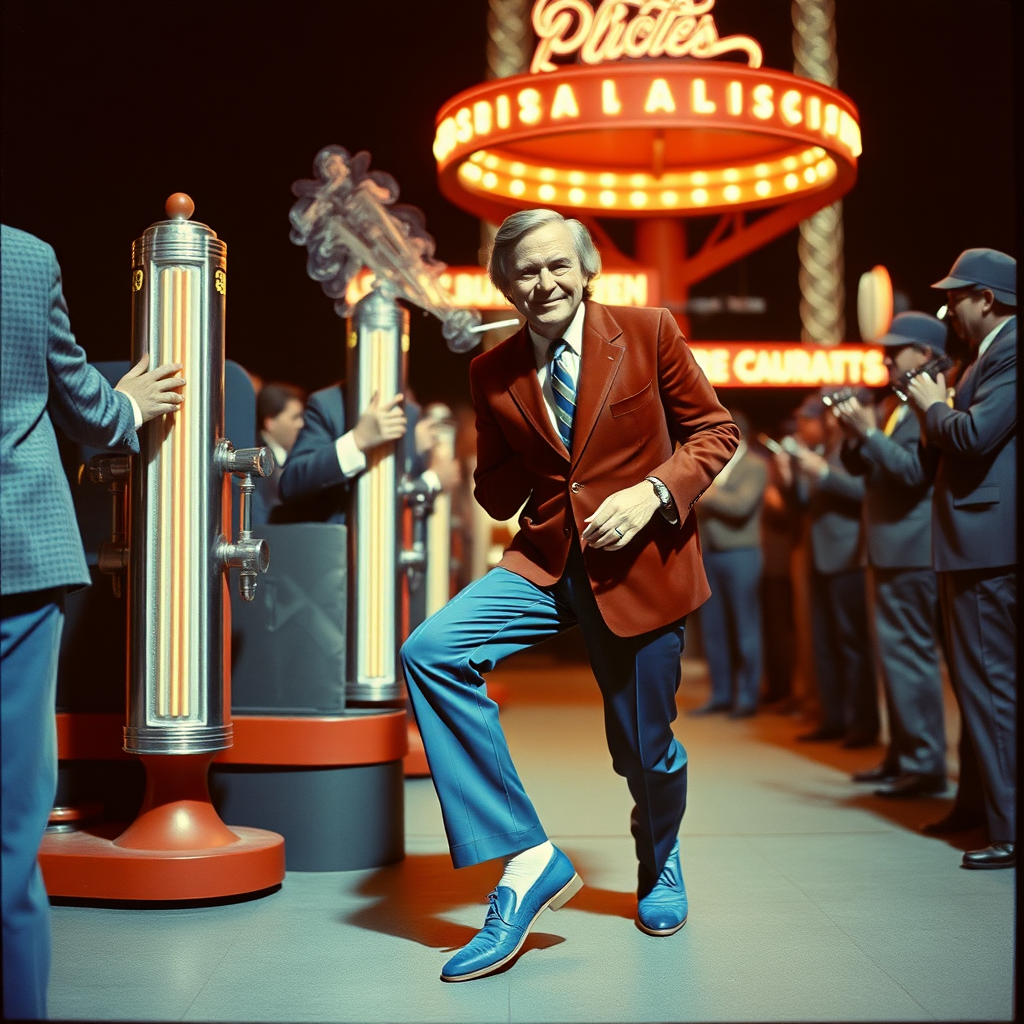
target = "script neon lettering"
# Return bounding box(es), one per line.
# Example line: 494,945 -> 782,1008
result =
551,83 -> 580,118
645,78 -> 676,114
692,79 -> 716,114
780,89 -> 803,125
530,0 -> 762,73
602,78 -> 622,114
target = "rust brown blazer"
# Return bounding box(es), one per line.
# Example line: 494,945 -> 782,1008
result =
470,301 -> 740,637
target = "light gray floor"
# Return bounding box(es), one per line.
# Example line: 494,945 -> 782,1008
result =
49,658 -> 1015,1022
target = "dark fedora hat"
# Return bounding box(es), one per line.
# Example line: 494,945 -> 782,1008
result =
932,248 -> 1016,305
878,311 -> 947,354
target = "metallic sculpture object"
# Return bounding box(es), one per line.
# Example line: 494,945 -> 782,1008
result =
289,145 -> 483,352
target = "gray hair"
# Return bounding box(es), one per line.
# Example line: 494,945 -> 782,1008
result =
488,209 -> 602,300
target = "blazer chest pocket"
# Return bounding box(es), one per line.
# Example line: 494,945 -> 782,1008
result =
610,381 -> 654,418
953,486 -> 999,508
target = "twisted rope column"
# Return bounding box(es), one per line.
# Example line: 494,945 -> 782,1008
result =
792,0 -> 845,344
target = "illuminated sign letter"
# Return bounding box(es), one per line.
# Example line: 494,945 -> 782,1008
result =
780,89 -> 803,125
455,107 -> 474,143
531,0 -> 594,74
751,83 -> 774,120
519,87 -> 543,125
473,101 -> 493,135
551,83 -> 580,119
824,103 -> 839,136
496,94 -> 511,129
691,79 -> 716,114
806,95 -> 822,130
726,81 -> 743,116
644,78 -> 676,114
602,78 -> 622,115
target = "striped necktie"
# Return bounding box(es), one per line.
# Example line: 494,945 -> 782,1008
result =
548,338 -> 576,451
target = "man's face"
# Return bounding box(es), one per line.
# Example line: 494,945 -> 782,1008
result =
944,287 -> 987,345
506,221 -> 588,339
795,414 -> 825,449
263,398 -> 304,453
884,344 -> 932,384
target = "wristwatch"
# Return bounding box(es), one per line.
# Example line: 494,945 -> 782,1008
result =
645,476 -> 678,522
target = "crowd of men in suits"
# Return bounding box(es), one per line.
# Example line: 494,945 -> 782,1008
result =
690,248 -> 1016,874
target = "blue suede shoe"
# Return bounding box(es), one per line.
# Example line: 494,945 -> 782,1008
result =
441,846 -> 582,982
637,839 -> 688,936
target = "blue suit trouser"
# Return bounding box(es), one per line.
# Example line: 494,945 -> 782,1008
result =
2,590 -> 64,1021
698,546 -> 763,711
400,545 -> 688,897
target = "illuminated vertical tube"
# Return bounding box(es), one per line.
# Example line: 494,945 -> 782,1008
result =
126,209 -> 231,754
346,289 -> 408,704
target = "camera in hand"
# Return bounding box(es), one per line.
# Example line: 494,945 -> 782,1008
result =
891,354 -> 953,403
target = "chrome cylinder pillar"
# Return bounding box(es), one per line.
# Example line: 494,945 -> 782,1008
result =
346,288 -> 408,704
424,404 -> 456,618
126,194 -> 270,755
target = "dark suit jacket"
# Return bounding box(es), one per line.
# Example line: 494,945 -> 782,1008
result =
275,383 -> 423,524
796,446 -> 865,575
470,301 -> 740,638
922,318 -> 1016,572
841,404 -> 933,569
1,225 -> 138,596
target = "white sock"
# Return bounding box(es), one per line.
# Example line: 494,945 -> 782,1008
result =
498,841 -> 555,905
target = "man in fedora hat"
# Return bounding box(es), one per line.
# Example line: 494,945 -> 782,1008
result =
908,248 -> 1016,870
833,312 -> 950,800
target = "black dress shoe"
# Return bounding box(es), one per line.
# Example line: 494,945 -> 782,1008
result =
852,763 -> 899,784
687,702 -> 731,717
961,843 -> 1015,870
841,731 -> 878,749
797,726 -> 845,742
874,772 -> 947,799
921,811 -> 985,835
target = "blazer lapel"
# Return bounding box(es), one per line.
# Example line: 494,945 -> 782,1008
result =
506,327 -> 567,458
571,302 -> 623,468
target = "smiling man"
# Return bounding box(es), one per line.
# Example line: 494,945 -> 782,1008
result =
400,209 -> 739,982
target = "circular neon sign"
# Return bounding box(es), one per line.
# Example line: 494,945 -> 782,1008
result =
435,61 -> 861,221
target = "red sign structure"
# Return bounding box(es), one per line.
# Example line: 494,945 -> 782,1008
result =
433,0 -> 864,318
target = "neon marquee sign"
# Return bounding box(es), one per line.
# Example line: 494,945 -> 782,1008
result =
531,0 -> 763,74
433,0 -> 861,224
691,343 -> 887,388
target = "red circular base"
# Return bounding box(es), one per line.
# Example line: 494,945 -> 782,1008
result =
39,822 -> 285,901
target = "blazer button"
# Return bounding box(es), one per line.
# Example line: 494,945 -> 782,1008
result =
570,481 -> 581,492
563,527 -> 570,537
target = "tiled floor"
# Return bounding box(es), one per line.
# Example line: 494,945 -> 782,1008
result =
48,656 -> 1014,1022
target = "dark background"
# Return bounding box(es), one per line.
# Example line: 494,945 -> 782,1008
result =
2,0 -> 1017,416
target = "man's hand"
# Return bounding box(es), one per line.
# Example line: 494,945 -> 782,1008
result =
834,395 -> 875,438
352,392 -> 407,452
908,371 -> 947,413
794,448 -> 828,478
415,417 -> 440,455
581,479 -> 660,550
773,449 -> 793,487
115,357 -> 185,423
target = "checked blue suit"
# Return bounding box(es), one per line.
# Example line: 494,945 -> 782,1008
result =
1,225 -> 139,1019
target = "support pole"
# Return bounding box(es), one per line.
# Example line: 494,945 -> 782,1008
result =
793,0 -> 846,345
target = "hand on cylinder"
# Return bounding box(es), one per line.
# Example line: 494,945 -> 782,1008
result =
115,356 -> 185,422
352,391 -> 407,452
794,448 -> 828,478
581,479 -> 661,550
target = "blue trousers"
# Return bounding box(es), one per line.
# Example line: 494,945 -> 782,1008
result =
698,546 -> 763,711
2,590 -> 64,1021
401,546 -> 687,897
